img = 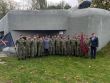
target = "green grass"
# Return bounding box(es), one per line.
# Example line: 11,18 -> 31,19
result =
0,43 -> 110,83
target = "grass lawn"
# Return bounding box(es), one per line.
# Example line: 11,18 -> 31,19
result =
0,43 -> 110,83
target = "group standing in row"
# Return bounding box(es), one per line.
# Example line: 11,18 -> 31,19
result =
15,33 -> 99,60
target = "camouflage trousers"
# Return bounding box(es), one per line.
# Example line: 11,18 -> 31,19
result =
26,46 -> 31,58
55,46 -> 60,55
31,47 -> 37,57
49,46 -> 55,55
37,46 -> 44,56
60,46 -> 66,55
17,47 -> 26,60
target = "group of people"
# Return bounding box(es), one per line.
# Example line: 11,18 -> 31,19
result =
15,32 -> 99,60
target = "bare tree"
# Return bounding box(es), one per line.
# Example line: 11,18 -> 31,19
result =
8,0 -> 17,10
47,1 -> 71,9
0,0 -> 16,19
0,0 -> 8,19
31,0 -> 47,10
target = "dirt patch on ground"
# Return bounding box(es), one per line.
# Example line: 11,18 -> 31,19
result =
0,53 -> 7,57
0,53 -> 7,64
0,58 -> 6,64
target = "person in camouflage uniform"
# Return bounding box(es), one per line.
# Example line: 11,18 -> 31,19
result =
76,37 -> 80,57
52,36 -> 55,55
69,37 -> 72,55
59,37 -> 63,55
70,36 -> 76,56
65,35 -> 71,55
49,37 -> 52,55
15,33 -> 92,59
60,36 -> 66,55
55,36 -> 60,55
37,37 -> 44,56
23,37 -> 27,59
31,36 -> 38,58
37,37 -> 40,56
25,36 -> 31,58
54,36 -> 57,55
30,38 -> 33,58
16,37 -> 26,60
41,36 -> 45,56
49,36 -> 55,55
54,35 -> 57,55
43,36 -> 50,56
59,37 -> 62,55
15,38 -> 21,60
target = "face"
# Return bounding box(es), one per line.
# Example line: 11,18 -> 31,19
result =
34,37 -> 36,39
19,35 -> 21,38
28,36 -> 31,40
92,33 -> 96,37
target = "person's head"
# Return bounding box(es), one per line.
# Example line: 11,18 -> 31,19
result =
48,35 -> 50,38
27,36 -> 31,40
44,36 -> 48,40
21,37 -> 25,40
31,38 -> 34,41
19,34 -> 23,38
92,33 -> 96,37
33,36 -> 36,39
20,34 -> 22,37
73,36 -> 75,39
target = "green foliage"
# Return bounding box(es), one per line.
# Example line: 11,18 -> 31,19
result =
0,43 -> 110,83
91,0 -> 110,10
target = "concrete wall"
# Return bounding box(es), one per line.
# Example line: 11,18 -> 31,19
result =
0,8 -> 110,50
8,11 -> 68,31
86,15 -> 110,49
87,15 -> 103,49
99,15 -> 110,49
66,16 -> 89,35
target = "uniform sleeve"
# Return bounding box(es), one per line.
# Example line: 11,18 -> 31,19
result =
15,40 -> 18,45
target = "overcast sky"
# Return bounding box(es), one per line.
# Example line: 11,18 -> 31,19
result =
12,0 -> 79,8
47,0 -> 79,7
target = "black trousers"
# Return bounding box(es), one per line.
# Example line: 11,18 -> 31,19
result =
90,46 -> 97,59
44,49 -> 49,56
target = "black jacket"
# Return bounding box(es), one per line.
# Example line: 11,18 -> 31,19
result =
90,37 -> 99,47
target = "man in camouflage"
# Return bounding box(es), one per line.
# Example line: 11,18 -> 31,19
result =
49,36 -> 55,55
55,36 -> 60,55
16,36 -> 26,60
25,36 -> 31,58
70,36 -> 76,56
37,37 -> 44,56
65,35 -> 71,55
75,36 -> 80,57
60,36 -> 66,55
15,33 -> 91,60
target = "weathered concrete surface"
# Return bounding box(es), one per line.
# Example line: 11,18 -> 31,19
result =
0,8 -> 110,50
